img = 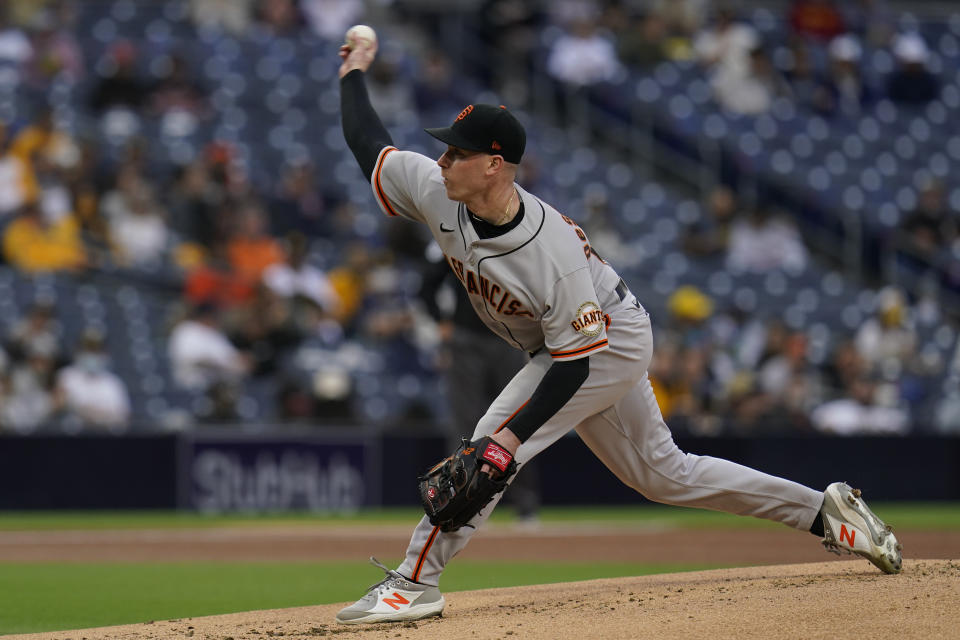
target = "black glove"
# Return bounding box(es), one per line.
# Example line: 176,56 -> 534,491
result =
418,436 -> 518,532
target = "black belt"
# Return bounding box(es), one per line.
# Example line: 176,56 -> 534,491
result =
614,278 -> 629,302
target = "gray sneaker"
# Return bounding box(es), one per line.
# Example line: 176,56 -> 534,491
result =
820,482 -> 903,574
335,557 -> 446,624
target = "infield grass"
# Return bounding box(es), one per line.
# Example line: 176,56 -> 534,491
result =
0,502 -> 957,531
0,560 -> 720,636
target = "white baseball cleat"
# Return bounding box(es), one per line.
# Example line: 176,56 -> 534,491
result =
335,557 -> 445,624
820,482 -> 902,574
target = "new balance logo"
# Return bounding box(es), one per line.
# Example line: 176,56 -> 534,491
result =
840,524 -> 856,547
382,592 -> 410,610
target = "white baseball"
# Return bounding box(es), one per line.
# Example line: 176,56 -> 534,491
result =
345,24 -> 377,49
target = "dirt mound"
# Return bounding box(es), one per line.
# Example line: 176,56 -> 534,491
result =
12,559 -> 959,640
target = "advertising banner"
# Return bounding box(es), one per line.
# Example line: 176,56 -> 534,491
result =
186,431 -> 377,513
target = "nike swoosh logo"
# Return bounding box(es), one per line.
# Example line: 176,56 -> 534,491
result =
440,223 -> 454,233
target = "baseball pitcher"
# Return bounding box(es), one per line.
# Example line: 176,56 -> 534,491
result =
333,26 -> 902,625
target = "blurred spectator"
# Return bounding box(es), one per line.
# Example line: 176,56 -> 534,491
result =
901,179 -> 955,259
854,286 -> 917,375
0,121 -> 39,217
713,45 -> 791,114
226,199 -> 285,284
694,7 -> 758,88
0,338 -> 56,433
616,11 -> 669,69
547,17 -> 622,87
789,0 -> 846,41
10,108 -> 79,170
412,48 -> 463,115
783,40 -> 824,109
886,33 -> 939,104
167,159 -> 222,252
655,286 -> 720,434
168,303 -> 251,390
934,382 -> 960,435
185,240 -> 255,308
189,0 -> 253,35
54,328 -> 130,431
300,0 -> 363,41
0,5 -> 33,64
2,200 -> 86,272
818,34 -> 874,117
476,0 -> 545,103
811,374 -> 908,435
23,2 -> 83,86
33,152 -> 75,226
843,0 -> 894,47
655,0 -> 708,40
269,161 -> 326,237
821,337 -> 866,395
230,285 -> 304,378
757,330 -> 824,407
5,300 -> 62,365
366,53 -> 417,126
327,242 -> 373,331
263,232 -> 341,316
683,185 -> 738,257
101,168 -> 170,269
252,0 -> 302,36
147,52 -> 208,118
725,207 -> 808,273
89,40 -> 147,114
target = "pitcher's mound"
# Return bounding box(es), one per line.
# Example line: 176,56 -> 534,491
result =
12,559 -> 959,640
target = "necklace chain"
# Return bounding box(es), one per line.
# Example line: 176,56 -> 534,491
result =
495,189 -> 515,226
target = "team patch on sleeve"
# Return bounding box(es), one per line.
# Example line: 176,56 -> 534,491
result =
570,301 -> 605,337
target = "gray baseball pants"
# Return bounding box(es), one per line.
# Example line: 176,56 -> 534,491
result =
398,301 -> 824,586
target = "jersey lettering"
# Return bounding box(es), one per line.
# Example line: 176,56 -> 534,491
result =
479,275 -> 491,301
447,255 -> 466,283
489,284 -> 501,306
496,290 -> 509,312
443,254 -> 532,319
558,212 -> 604,263
466,271 -> 480,295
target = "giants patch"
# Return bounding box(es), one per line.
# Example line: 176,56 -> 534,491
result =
571,302 -> 604,337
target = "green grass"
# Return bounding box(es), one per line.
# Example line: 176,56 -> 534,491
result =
0,560 -> 721,636
1,503 -> 958,531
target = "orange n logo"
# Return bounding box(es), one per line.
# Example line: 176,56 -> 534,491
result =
382,592 -> 410,610
840,524 -> 856,547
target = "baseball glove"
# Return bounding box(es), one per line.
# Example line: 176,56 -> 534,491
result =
418,436 -> 518,532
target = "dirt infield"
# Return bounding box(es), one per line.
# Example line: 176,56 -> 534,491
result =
4,524 -> 959,639
10,559 -> 960,640
2,522 -> 959,564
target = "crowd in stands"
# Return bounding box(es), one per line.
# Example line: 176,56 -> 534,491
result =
0,0 -> 957,438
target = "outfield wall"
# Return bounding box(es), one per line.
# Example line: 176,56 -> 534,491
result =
1,432 -> 956,510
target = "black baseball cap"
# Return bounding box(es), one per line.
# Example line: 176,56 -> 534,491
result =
425,104 -> 526,164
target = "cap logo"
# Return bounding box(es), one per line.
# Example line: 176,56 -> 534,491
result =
455,105 -> 474,121
491,140 -> 501,150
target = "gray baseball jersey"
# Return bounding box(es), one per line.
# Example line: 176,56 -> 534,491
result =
371,146 -> 825,586
373,146 -> 621,360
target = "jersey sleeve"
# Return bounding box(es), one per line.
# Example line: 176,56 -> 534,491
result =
542,267 -> 609,361
370,147 -> 436,224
